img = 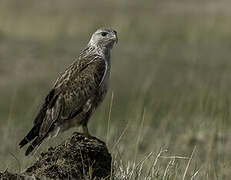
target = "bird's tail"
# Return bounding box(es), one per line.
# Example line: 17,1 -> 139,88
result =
25,136 -> 46,156
19,124 -> 47,156
19,125 -> 39,148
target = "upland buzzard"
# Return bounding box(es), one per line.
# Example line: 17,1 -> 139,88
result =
19,28 -> 118,156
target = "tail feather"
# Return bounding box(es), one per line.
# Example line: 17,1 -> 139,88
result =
19,125 -> 39,148
25,136 -> 46,156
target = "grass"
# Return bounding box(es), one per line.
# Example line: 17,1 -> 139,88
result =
1,0 -> 231,179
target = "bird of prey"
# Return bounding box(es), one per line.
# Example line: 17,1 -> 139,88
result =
19,28 -> 118,156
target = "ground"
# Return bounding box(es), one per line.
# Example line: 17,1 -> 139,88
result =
1,133 -> 111,180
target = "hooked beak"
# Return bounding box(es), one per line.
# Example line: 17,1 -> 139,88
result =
109,34 -> 118,44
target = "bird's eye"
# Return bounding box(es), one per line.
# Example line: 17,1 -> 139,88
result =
101,32 -> 108,37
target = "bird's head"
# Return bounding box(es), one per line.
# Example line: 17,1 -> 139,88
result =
88,28 -> 118,49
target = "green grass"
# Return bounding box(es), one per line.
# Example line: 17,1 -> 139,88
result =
1,0 -> 231,179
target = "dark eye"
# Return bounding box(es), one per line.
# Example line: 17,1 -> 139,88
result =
101,32 -> 108,37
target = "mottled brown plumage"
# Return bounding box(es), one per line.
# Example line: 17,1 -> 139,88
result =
19,28 -> 118,155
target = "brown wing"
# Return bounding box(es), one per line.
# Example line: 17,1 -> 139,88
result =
38,55 -> 106,138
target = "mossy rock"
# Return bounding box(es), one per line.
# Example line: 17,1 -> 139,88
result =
0,170 -> 26,180
1,133 -> 112,180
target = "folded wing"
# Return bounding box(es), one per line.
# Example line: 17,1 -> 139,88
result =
19,55 -> 106,155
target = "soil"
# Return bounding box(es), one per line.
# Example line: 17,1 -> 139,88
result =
0,132 -> 112,180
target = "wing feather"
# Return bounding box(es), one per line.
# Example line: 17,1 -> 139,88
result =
37,55 -> 106,138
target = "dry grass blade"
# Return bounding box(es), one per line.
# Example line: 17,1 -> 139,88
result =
135,152 -> 153,169
8,152 -> 21,173
111,121 -> 129,150
182,146 -> 196,180
190,166 -> 202,180
134,108 -> 146,163
146,149 -> 168,178
163,159 -> 174,180
160,156 -> 190,160
106,91 -> 114,144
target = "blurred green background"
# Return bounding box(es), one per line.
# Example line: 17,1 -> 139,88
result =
1,0 -> 231,179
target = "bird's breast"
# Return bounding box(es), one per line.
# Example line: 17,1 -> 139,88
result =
99,60 -> 111,93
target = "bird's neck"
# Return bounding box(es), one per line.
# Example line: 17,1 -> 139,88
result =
99,46 -> 111,59
88,44 -> 111,60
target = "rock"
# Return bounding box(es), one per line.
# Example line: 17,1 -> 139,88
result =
0,170 -> 25,180
1,133 -> 112,180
